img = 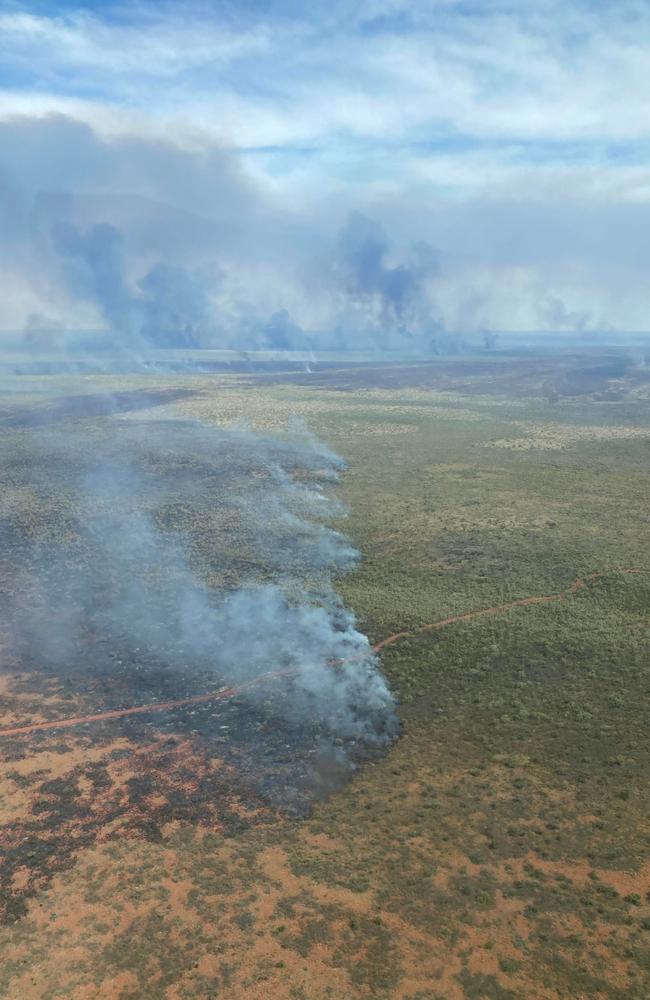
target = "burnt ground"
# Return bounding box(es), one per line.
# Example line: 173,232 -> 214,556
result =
242,352 -> 650,398
0,406 -> 392,931
0,388 -> 198,429
0,647 -> 391,927
0,672 -> 367,921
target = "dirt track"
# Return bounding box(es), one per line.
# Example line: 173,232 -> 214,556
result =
0,569 -> 643,739
373,568 -> 643,651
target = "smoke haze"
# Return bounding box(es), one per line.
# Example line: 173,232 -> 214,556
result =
1,111 -> 648,357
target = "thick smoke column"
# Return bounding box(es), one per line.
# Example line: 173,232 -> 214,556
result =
335,212 -> 452,352
51,220 -> 210,350
1,406 -> 397,754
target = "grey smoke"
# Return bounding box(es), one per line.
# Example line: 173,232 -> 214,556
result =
45,210 -> 447,354
0,115 -> 463,357
540,294 -> 593,334
50,220 -> 211,350
263,309 -> 309,351
335,212 -> 448,351
1,408 -> 396,748
51,221 -> 137,341
3,113 -> 629,356
138,263 -> 213,348
339,213 -> 426,321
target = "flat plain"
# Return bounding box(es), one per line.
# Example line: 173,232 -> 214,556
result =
0,352 -> 649,999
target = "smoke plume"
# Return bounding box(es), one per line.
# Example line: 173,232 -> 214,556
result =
1,399 -> 397,798
334,212 -> 448,352
50,220 -> 212,351
0,113 -> 646,354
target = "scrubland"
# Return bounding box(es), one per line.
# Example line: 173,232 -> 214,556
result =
0,357 -> 648,999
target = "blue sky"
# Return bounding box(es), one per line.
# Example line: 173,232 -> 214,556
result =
0,0 -> 649,341
2,1 -> 647,180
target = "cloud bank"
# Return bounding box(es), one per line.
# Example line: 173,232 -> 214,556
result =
1,1 -> 649,349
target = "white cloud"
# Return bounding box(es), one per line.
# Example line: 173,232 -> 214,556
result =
0,9 -> 271,79
1,2 -> 649,150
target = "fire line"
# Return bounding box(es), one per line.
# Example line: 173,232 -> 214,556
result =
0,569 -> 644,739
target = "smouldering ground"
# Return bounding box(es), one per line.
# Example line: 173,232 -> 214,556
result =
1,356 -> 649,998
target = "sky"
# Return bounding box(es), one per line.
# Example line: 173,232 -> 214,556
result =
0,0 -> 648,350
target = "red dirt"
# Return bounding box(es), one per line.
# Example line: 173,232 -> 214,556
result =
0,568 -> 643,740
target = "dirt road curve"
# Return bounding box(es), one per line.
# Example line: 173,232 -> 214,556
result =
0,569 -> 643,739
372,568 -> 643,651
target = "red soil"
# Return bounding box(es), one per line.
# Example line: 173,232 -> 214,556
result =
0,569 -> 643,740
